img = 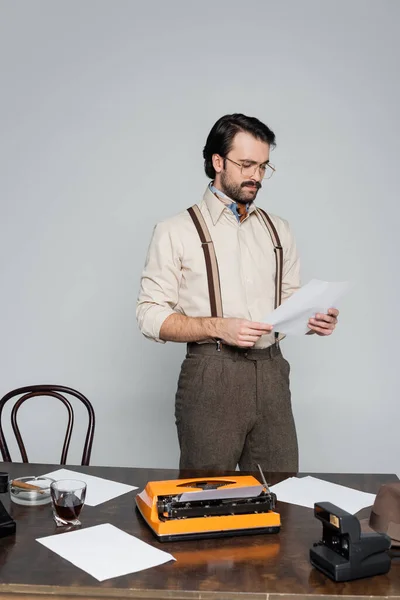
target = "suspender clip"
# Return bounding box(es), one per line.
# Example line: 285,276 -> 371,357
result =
216,339 -> 221,352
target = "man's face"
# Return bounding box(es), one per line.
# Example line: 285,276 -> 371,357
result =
213,131 -> 270,204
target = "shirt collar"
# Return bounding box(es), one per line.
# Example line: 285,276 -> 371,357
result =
204,183 -> 257,225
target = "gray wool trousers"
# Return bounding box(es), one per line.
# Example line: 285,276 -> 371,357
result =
175,342 -> 299,472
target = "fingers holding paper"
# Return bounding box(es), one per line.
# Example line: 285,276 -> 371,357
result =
217,318 -> 273,347
262,280 -> 347,336
307,308 -> 339,336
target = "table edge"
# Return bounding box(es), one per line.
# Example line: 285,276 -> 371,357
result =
0,584 -> 399,600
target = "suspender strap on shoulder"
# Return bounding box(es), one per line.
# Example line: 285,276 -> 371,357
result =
187,205 -> 223,318
256,208 -> 283,310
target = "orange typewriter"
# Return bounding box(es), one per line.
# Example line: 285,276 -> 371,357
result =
135,467 -> 280,542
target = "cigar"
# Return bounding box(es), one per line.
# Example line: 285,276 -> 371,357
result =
11,480 -> 45,494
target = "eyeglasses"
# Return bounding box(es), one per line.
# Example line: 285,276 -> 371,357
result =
224,156 -> 276,180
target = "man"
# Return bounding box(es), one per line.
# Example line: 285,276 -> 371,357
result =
137,113 -> 338,472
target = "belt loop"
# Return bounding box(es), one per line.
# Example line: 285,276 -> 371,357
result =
274,335 -> 280,349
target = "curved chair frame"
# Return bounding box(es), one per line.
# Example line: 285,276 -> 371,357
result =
0,385 -> 95,465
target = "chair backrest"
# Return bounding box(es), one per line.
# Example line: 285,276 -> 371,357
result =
0,385 -> 95,466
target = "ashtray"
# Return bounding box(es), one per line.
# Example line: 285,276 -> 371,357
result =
10,476 -> 55,506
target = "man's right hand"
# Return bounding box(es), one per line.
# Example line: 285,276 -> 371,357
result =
216,318 -> 273,348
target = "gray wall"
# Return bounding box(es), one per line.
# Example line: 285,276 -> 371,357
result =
0,0 -> 398,471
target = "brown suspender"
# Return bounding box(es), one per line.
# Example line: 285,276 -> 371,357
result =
187,205 -> 283,327
256,207 -> 283,312
187,205 -> 223,318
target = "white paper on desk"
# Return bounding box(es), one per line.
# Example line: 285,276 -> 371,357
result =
270,476 -> 376,514
41,468 -> 137,506
37,523 -> 175,581
264,279 -> 351,335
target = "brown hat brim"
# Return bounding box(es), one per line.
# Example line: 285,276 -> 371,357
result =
359,518 -> 400,548
359,518 -> 377,535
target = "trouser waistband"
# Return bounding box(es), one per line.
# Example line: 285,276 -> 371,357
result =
186,342 -> 281,361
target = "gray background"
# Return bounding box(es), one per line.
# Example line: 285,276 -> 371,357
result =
0,0 -> 398,472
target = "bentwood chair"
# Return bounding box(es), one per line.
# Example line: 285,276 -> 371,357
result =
0,385 -> 95,465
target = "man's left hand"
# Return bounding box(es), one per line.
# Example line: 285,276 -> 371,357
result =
308,308 -> 339,336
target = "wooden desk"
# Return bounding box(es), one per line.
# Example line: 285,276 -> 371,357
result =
0,462 -> 398,600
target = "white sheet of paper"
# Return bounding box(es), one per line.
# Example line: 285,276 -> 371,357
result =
270,476 -> 376,514
41,468 -> 137,506
264,279 -> 351,335
179,485 -> 264,502
36,523 -> 175,581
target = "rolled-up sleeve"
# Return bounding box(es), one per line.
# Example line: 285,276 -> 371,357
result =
136,221 -> 183,343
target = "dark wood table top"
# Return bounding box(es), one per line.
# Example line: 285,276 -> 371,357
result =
0,462 -> 398,600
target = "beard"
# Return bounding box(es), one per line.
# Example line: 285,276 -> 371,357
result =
220,171 -> 262,204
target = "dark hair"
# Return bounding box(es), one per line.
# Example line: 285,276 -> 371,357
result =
203,113 -> 276,179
